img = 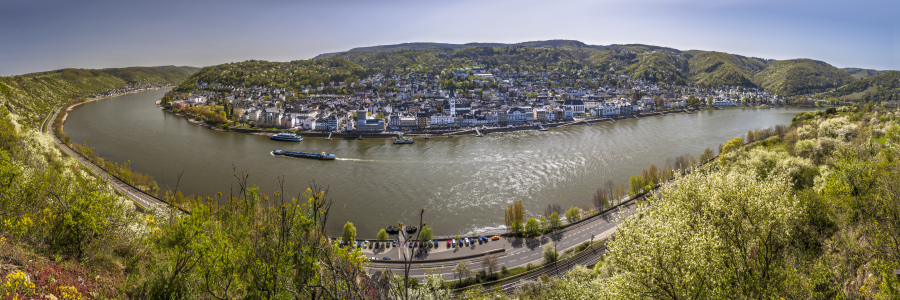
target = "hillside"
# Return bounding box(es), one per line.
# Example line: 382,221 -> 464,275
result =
173,58 -> 367,92
686,51 -> 768,87
0,66 -> 197,126
751,59 -> 854,95
303,40 -> 875,96
843,67 -> 885,80
824,70 -> 900,102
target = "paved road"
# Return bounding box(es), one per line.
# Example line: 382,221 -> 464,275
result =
363,203 -> 636,281
46,105 -> 169,213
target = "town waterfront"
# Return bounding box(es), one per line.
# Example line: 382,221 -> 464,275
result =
64,88 -> 814,235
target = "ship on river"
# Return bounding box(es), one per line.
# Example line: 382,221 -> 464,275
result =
270,132 -> 303,142
272,149 -> 335,160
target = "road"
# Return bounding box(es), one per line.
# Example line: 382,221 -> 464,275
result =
363,202 -> 636,281
46,105 -> 170,213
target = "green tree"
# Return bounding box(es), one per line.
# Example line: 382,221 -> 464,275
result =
418,225 -> 433,244
525,218 -> 540,236
539,216 -> 549,231
504,200 -> 525,233
549,212 -> 562,229
342,221 -> 357,244
565,206 -> 581,224
543,242 -> 558,264
376,228 -> 389,242
721,137 -> 745,154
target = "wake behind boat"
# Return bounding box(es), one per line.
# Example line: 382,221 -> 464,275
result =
270,132 -> 303,142
272,149 -> 335,160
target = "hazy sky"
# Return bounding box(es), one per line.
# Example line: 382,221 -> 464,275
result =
1,0 -> 897,76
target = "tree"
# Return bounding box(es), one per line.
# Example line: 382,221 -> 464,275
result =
566,206 -> 581,224
747,130 -> 756,143
539,216 -> 549,231
376,228 -> 389,243
418,225 -> 433,244
504,200 -> 525,233
543,242 -> 559,264
342,221 -> 356,244
593,188 -> 610,211
721,137 -> 745,155
482,253 -> 499,275
452,261 -> 473,283
629,175 -> 647,196
525,218 -> 540,236
549,212 -> 562,229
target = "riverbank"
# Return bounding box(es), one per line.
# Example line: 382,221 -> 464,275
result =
160,103 -> 715,139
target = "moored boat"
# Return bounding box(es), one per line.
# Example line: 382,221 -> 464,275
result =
270,132 -> 303,142
271,149 -> 335,160
393,138 -> 414,144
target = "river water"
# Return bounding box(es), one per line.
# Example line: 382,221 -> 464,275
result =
64,88 -> 813,236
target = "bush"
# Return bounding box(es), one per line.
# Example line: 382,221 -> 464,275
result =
501,265 -> 509,275
526,263 -> 534,271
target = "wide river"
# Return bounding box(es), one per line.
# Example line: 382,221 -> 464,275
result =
65,88 -> 813,236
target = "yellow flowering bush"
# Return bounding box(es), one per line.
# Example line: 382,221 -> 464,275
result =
2,271 -> 35,299
57,286 -> 85,300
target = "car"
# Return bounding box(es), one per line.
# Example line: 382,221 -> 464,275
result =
447,240 -> 451,248
459,238 -> 464,246
492,235 -> 500,241
368,241 -> 373,249
393,240 -> 397,247
382,257 -> 391,261
357,241 -> 362,248
434,240 -> 438,248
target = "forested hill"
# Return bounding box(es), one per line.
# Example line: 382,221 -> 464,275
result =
0,65 -> 198,126
823,70 -> 900,102
306,40 -> 867,96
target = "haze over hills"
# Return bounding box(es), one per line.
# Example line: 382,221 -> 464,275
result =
306,39 -> 876,96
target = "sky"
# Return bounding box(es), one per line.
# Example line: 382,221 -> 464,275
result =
1,0 -> 897,76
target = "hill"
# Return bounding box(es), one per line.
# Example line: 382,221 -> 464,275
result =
173,58 -> 368,92
0,66 -> 197,126
305,40 -> 873,95
842,67 -> 885,80
751,59 -> 854,95
823,70 -> 900,102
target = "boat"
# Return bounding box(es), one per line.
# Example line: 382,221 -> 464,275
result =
271,149 -> 335,160
385,226 -> 400,234
393,137 -> 414,144
405,225 -> 418,234
424,134 -> 430,139
270,132 -> 303,142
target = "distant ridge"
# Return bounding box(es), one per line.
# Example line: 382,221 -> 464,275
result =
305,39 -> 877,96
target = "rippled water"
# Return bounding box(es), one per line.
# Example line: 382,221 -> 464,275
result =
64,88 -> 814,236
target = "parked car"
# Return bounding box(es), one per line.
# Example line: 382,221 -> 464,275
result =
383,257 -> 391,261
392,240 -> 397,247
447,240 -> 451,248
492,235 -> 500,241
434,240 -> 438,248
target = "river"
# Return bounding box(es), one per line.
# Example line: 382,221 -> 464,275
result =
64,88 -> 813,236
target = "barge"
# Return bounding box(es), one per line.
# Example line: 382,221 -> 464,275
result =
272,149 -> 335,160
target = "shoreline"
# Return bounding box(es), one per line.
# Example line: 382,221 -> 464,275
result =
156,103 -> 728,139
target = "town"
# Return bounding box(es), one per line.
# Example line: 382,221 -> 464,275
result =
162,66 -> 785,134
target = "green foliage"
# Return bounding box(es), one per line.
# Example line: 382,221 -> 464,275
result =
376,228 -> 389,242
418,225 -> 433,243
721,136 -> 745,154
542,242 -> 558,264
524,218 -> 540,237
504,200 -> 525,233
565,206 -> 581,224
342,221 -> 356,243
549,212 -> 561,229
